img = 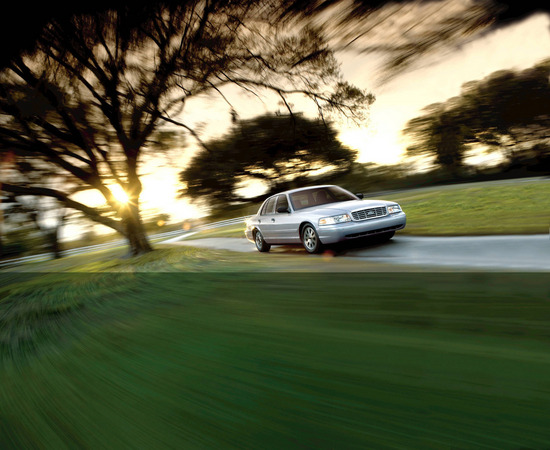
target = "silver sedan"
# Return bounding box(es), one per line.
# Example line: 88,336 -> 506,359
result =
245,185 -> 406,253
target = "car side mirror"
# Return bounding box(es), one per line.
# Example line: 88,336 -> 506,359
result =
277,207 -> 290,214
356,193 -> 364,199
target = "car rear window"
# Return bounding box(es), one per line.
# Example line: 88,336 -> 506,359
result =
276,195 -> 289,212
261,196 -> 277,215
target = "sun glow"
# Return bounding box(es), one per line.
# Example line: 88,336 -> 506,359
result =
110,184 -> 130,204
339,128 -> 404,165
140,168 -> 203,221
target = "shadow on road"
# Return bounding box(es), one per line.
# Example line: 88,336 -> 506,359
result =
331,236 -> 398,255
268,236 -> 397,256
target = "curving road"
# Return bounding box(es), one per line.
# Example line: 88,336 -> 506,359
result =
170,234 -> 550,270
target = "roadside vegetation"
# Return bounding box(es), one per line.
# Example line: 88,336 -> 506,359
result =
1,247 -> 549,448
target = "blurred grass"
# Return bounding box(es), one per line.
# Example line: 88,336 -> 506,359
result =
384,180 -> 550,235
1,247 -> 550,448
183,223 -> 247,240
1,245 -> 408,273
193,178 -> 550,238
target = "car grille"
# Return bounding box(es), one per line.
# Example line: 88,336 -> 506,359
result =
351,206 -> 387,221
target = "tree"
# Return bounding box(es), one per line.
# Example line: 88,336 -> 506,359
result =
404,60 -> 550,171
181,113 -> 358,204
0,1 -> 371,256
458,62 -> 550,160
404,103 -> 472,172
1,194 -> 67,259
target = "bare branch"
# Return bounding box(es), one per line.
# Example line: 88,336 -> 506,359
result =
1,183 -> 124,233
157,114 -> 212,153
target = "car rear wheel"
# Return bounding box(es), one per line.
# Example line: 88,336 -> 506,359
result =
301,224 -> 323,254
254,230 -> 271,252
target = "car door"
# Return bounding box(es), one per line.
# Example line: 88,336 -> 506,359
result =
270,195 -> 300,243
258,195 -> 277,241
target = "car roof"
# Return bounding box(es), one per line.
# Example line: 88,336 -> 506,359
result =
276,185 -> 337,196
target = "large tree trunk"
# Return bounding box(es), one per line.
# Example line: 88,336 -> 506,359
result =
116,151 -> 154,257
121,202 -> 153,257
122,155 -> 153,257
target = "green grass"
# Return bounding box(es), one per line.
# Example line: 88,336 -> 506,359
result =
379,179 -> 550,235
1,248 -> 550,448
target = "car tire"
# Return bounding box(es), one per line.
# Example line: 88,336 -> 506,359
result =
301,224 -> 323,254
254,230 -> 271,252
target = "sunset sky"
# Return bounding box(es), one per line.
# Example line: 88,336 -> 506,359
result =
338,11 -> 550,165
134,11 -> 550,224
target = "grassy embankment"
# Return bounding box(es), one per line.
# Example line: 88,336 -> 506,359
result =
187,178 -> 550,239
1,247 -> 550,448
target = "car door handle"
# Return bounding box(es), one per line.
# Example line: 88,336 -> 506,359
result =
271,218 -> 275,222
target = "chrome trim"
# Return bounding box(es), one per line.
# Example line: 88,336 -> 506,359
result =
350,206 -> 388,221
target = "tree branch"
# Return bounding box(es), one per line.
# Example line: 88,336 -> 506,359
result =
157,114 -> 212,153
1,183 -> 124,233
10,58 -> 100,170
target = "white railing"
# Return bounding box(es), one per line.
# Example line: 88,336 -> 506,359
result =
189,215 -> 253,232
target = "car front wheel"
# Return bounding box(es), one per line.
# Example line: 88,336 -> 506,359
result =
254,230 -> 271,252
301,224 -> 323,254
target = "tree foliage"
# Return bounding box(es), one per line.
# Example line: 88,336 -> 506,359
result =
278,0 -> 549,79
0,1 -> 547,81
0,1 -> 371,255
181,114 -> 357,204
404,60 -> 550,171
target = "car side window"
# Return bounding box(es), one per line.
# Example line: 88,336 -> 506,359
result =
276,195 -> 289,213
261,196 -> 277,215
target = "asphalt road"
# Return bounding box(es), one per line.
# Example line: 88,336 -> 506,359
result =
171,234 -> 550,270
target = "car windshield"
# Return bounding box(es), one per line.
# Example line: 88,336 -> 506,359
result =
289,186 -> 357,211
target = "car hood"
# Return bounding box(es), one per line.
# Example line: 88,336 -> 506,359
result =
299,200 -> 392,216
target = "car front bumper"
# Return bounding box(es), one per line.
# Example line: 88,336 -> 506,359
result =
317,212 -> 406,244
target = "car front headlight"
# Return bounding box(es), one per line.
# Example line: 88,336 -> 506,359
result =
387,204 -> 402,214
319,214 -> 351,226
